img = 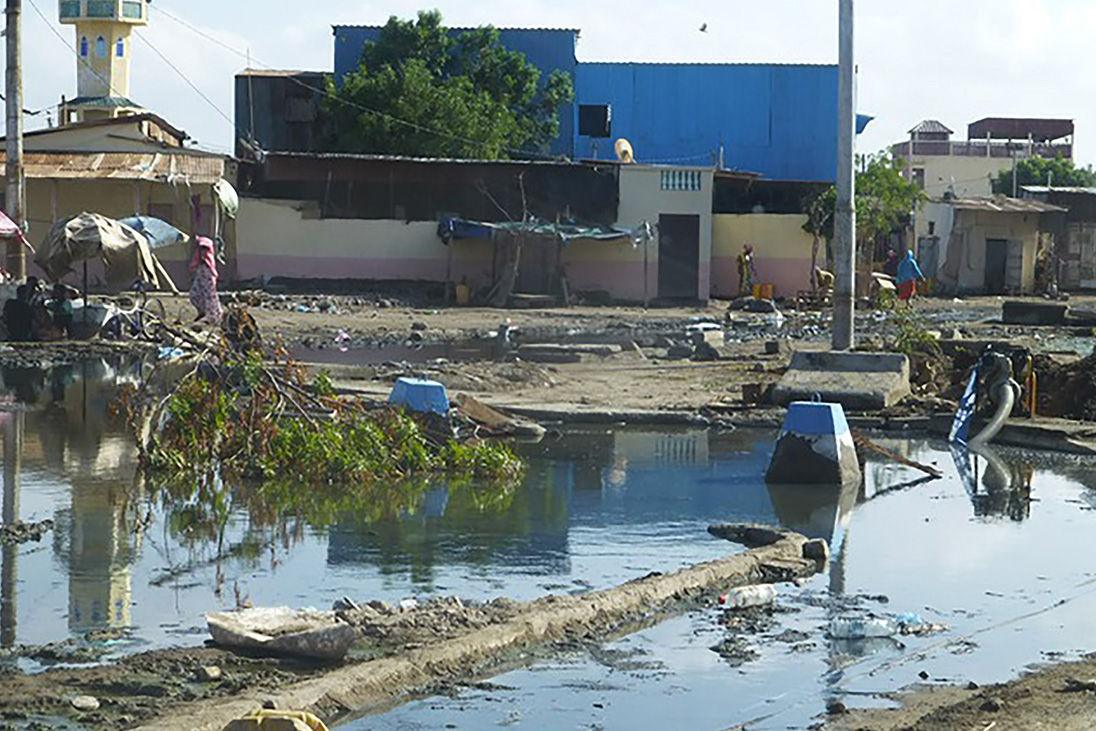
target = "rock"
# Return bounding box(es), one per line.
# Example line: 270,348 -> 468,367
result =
1062,677 -> 1096,693
411,322 -> 428,331
966,681 -> 980,690
764,340 -> 784,355
666,343 -> 694,359
691,341 -> 721,362
980,697 -> 1004,712
195,665 -> 222,682
332,596 -> 360,612
70,696 -> 100,712
918,670 -> 930,680
802,539 -> 830,562
825,699 -> 848,715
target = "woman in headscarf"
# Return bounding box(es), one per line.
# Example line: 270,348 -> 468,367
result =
189,236 -> 222,324
896,250 -> 925,302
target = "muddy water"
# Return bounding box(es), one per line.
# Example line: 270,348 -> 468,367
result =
352,448 -> 1096,730
5,361 -> 1096,729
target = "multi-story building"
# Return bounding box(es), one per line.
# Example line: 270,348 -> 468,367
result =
891,117 -> 1074,198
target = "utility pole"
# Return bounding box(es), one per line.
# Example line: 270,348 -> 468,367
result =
832,0 -> 856,351
4,0 -> 25,280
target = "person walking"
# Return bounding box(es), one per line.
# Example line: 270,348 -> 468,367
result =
189,236 -> 223,325
896,250 -> 925,303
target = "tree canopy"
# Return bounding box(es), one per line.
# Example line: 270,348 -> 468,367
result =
994,156 -> 1096,195
803,153 -> 926,244
320,10 -> 574,159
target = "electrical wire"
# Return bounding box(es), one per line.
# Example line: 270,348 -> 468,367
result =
25,0 -> 130,104
148,2 -> 577,162
131,29 -> 234,129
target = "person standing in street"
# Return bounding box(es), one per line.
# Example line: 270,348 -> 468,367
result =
896,250 -> 925,303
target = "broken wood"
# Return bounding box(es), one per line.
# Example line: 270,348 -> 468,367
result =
854,433 -> 944,479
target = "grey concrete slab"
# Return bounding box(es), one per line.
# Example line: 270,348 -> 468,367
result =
772,351 -> 911,411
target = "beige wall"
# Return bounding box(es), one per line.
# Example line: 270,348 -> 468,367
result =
25,122 -> 167,152
905,154 -> 1012,198
73,21 -> 135,99
712,214 -> 815,298
24,177 -> 227,289
235,198 -> 495,287
616,166 -> 714,301
946,209 -> 1039,293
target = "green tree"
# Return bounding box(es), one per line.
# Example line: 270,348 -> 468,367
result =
994,156 -> 1096,195
320,10 -> 574,159
802,153 -> 926,270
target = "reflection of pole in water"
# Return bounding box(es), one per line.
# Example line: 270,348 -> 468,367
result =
2,411 -> 23,647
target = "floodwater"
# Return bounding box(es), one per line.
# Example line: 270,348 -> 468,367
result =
3,360 -> 1096,729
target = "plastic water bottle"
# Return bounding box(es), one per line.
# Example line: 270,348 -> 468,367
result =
828,615 -> 897,639
719,584 -> 777,609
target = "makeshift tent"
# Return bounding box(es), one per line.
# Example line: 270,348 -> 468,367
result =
36,212 -> 173,292
436,217 -> 641,307
120,216 -> 190,249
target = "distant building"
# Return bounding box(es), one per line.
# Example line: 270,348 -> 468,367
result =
235,25 -> 871,182
892,117 -> 1074,199
58,0 -> 152,124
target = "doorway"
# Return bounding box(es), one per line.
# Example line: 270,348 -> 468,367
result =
657,214 -> 700,300
985,238 -> 1009,294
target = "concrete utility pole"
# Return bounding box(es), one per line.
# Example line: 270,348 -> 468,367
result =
4,0 -> 25,280
1,412 -> 21,648
832,0 -> 856,351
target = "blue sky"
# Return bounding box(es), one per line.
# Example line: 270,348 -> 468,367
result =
11,0 -> 1096,165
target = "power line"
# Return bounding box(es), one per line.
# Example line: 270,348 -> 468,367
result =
149,2 -> 568,161
24,0 -> 129,104
131,29 -> 234,129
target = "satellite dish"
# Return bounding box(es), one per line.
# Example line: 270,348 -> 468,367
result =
614,138 -> 634,164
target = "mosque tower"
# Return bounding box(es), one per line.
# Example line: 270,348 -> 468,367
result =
58,0 -> 150,124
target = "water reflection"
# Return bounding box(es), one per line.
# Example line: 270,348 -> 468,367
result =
2,411 -> 22,647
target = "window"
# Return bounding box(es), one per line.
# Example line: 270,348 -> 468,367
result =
661,169 -> 702,192
912,167 -> 926,190
122,1 -> 144,19
60,0 -> 81,19
116,37 -> 125,57
578,104 -> 611,138
96,36 -> 107,58
80,36 -> 89,57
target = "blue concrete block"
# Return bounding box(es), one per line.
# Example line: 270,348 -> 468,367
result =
782,401 -> 850,437
388,377 -> 450,416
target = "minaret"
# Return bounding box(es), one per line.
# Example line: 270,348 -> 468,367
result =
58,0 -> 150,124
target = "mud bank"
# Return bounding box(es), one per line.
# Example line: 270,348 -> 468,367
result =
828,655 -> 1096,731
131,529 -> 820,731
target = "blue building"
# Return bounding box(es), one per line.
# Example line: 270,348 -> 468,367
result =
332,25 -> 868,181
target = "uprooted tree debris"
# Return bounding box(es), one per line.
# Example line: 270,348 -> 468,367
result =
122,305 -> 525,486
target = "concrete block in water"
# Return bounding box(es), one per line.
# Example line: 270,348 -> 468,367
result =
1002,300 -> 1067,326
772,351 -> 910,411
766,401 -> 861,487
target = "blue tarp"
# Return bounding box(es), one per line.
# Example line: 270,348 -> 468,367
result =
120,216 -> 189,249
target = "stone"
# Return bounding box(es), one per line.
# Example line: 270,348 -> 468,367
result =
772,351 -> 911,411
70,696 -> 100,712
195,665 -> 222,682
1002,300 -> 1067,326
764,340 -> 784,355
980,697 -> 1004,713
410,321 -> 428,331
825,700 -> 848,715
802,539 -> 830,562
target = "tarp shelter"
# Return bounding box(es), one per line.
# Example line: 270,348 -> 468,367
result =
37,212 -> 166,291
436,217 -> 639,306
120,216 -> 190,249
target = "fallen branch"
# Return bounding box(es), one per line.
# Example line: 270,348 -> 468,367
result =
854,433 -> 943,479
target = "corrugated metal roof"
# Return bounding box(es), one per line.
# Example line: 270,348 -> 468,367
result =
265,151 -> 585,167
968,117 -> 1074,142
236,68 -> 325,78
943,196 -> 1066,213
0,151 -> 226,184
1021,185 -> 1096,195
908,119 -> 953,135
